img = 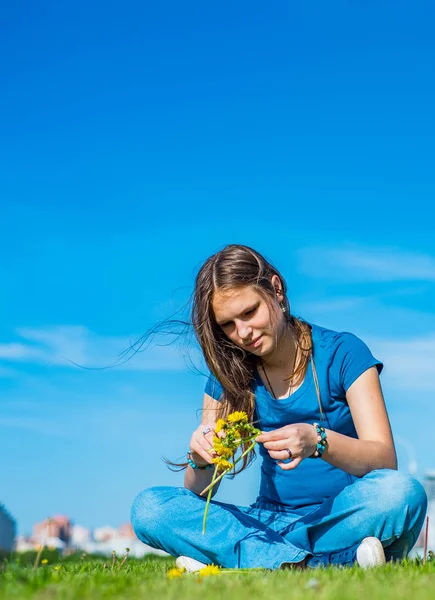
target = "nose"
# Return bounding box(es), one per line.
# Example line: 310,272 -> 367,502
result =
237,321 -> 253,341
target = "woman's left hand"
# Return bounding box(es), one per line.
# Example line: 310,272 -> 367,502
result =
256,424 -> 318,470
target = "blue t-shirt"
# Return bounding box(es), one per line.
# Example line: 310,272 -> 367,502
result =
204,323 -> 383,513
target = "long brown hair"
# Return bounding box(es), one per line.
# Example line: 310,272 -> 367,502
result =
187,244 -> 312,473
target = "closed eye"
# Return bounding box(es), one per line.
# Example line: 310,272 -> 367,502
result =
219,304 -> 258,328
220,321 -> 233,328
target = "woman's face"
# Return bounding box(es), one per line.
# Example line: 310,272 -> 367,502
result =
212,285 -> 284,357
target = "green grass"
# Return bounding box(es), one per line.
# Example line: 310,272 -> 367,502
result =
1,551 -> 435,600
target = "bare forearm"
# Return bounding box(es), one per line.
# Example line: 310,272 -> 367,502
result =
184,465 -> 221,497
321,430 -> 397,476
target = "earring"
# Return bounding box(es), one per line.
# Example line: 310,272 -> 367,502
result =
280,302 -> 287,314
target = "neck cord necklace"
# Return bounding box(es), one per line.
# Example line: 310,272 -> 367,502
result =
261,363 -> 278,399
260,346 -> 297,400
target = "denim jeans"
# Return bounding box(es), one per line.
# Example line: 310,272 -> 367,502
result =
131,469 -> 427,569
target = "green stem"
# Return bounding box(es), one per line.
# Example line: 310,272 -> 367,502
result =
200,440 -> 257,498
202,466 -> 219,534
33,544 -> 44,570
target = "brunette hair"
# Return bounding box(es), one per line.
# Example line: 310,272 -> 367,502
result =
187,244 -> 312,473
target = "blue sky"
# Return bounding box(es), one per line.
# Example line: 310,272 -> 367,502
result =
1,1 -> 434,535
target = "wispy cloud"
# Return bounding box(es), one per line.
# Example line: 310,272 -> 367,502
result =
0,343 -> 45,361
300,296 -> 366,314
298,246 -> 435,282
0,325 -> 193,371
367,333 -> 435,391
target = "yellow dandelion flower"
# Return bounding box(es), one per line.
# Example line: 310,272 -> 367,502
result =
212,437 -> 232,454
41,559 -> 48,565
199,564 -> 221,577
168,567 -> 185,579
54,566 -> 61,571
227,411 -> 248,423
215,419 -> 226,433
212,457 -> 233,470
213,444 -> 233,459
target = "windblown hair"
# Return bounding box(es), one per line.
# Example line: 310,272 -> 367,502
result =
190,244 -> 313,473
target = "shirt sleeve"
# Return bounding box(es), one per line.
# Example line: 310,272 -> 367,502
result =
331,332 -> 383,394
204,372 -> 224,401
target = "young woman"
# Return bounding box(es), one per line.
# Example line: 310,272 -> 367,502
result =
131,244 -> 427,570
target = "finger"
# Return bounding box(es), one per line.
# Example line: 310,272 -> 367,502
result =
194,424 -> 219,457
278,456 -> 303,471
200,424 -> 216,449
199,423 -> 216,446
191,438 -> 215,464
268,449 -> 295,461
256,429 -> 286,443
190,445 -> 214,464
195,435 -> 216,457
262,439 -> 290,451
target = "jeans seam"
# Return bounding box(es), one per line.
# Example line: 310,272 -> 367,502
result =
273,549 -> 309,569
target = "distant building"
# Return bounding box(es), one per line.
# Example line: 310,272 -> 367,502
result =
118,523 -> 135,539
93,525 -> 118,543
0,504 -> 16,552
33,515 -> 72,547
71,524 -> 91,549
19,516 -> 167,558
423,471 -> 435,502
413,471 -> 435,554
14,535 -> 36,553
70,521 -> 166,558
423,471 -> 435,552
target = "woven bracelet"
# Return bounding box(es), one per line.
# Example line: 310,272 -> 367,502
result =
309,423 -> 328,458
187,451 -> 214,470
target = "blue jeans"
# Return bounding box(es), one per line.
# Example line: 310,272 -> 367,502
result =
131,469 -> 427,569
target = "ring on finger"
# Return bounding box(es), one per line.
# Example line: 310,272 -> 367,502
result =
202,427 -> 212,435
285,448 -> 292,459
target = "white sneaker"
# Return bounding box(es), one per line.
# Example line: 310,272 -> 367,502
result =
356,537 -> 386,568
176,555 -> 208,572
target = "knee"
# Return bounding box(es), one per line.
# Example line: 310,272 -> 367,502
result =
131,486 -> 180,542
368,470 -> 427,520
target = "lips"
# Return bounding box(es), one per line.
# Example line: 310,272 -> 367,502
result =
247,335 -> 262,348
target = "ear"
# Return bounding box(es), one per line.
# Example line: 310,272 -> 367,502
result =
271,275 -> 284,302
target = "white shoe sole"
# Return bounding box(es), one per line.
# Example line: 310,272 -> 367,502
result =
176,555 -> 207,572
356,537 -> 386,568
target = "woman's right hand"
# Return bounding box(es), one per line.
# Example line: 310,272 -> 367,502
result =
188,423 -> 217,467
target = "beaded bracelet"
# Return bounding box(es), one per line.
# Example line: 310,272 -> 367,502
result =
187,451 -> 214,470
309,423 -> 328,458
